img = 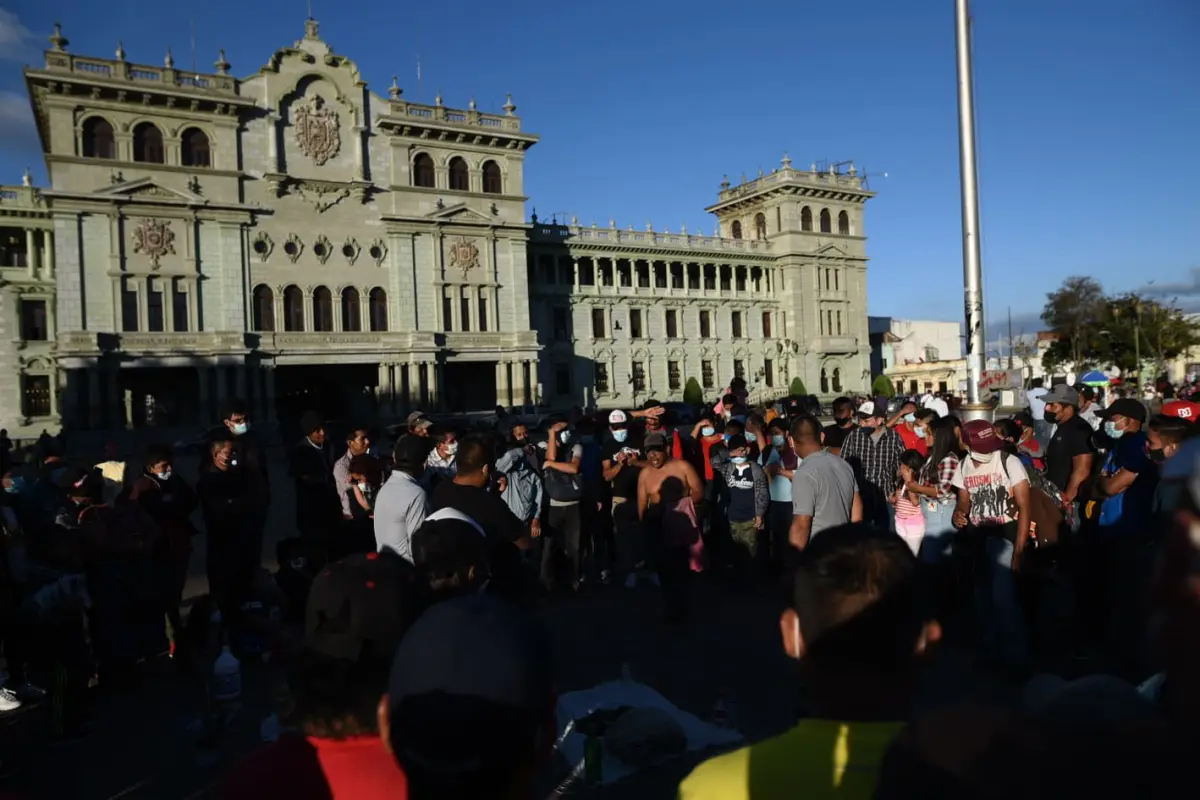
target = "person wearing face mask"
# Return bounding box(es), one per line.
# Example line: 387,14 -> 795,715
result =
714,434 -> 769,585
895,409 -> 934,457
422,427 -> 459,491
199,436 -> 261,629
543,420 -> 585,592
1088,398 -> 1158,679
951,420 -> 1033,674
821,397 -> 857,457
128,443 -> 198,659
743,413 -> 767,461
840,398 -> 905,529
689,417 -> 725,483
761,418 -> 799,573
290,411 -> 341,552
1148,404 -> 1200,514
1041,385 -> 1095,515
601,410 -> 648,588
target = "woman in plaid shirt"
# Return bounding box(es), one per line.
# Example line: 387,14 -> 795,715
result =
904,416 -> 966,564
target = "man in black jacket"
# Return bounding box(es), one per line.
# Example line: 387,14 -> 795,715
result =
200,398 -> 271,567
289,411 -> 341,554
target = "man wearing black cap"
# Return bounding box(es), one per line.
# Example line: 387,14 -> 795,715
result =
289,411 -> 340,548
221,552 -> 412,798
378,594 -> 556,800
840,397 -> 904,528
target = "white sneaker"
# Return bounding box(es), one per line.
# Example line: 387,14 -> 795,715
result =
0,689 -> 22,713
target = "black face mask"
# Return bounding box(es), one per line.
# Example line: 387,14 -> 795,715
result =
836,416 -> 854,427
1148,448 -> 1168,464
1043,410 -> 1058,425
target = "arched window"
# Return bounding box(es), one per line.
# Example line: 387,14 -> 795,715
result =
819,209 -> 832,233
312,286 -> 333,332
181,127 -> 211,168
731,220 -> 743,240
800,206 -> 813,232
754,212 -> 767,240
82,117 -> 115,159
133,122 -> 165,164
252,285 -> 275,332
283,285 -> 304,332
369,288 -> 388,331
448,157 -> 469,191
832,368 -> 842,393
482,160 -> 502,194
820,368 -> 829,394
413,153 -> 435,188
341,287 -> 361,332
838,210 -> 850,235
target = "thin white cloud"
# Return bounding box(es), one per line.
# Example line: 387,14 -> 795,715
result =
0,8 -> 37,63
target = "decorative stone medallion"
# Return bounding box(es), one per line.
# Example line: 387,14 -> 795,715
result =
283,232 -> 304,263
448,236 -> 480,277
131,218 -> 176,269
367,238 -> 387,266
312,234 -> 333,265
252,231 -> 274,263
293,95 -> 340,166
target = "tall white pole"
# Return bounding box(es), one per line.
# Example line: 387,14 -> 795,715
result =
955,0 -> 989,418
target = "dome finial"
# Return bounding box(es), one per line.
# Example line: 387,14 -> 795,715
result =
49,22 -> 68,52
214,48 -> 230,75
389,75 -> 402,100
503,93 -> 516,115
164,47 -> 174,69
115,41 -> 126,62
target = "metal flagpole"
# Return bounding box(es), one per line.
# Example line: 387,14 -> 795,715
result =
955,0 -> 991,421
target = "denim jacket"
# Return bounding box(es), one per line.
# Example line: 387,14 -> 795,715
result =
496,446 -> 544,523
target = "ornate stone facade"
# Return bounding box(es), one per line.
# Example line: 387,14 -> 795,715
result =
1,19 -> 873,435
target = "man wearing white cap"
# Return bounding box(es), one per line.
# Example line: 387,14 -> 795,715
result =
601,409 -> 648,587
839,397 -> 905,528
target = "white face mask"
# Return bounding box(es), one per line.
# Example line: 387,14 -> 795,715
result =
971,450 -> 996,464
559,431 -> 571,444
231,422 -> 248,436
155,470 -> 172,481
443,442 -> 458,456
357,481 -> 368,491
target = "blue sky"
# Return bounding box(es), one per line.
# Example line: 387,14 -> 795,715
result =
2,0 -> 1197,340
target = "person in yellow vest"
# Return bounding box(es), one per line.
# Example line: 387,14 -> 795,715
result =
677,524 -> 940,800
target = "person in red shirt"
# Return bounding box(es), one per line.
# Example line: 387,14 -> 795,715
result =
894,408 -> 935,457
220,552 -> 413,799
378,594 -> 557,800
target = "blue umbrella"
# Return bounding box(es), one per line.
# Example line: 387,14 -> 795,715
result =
1079,370 -> 1110,386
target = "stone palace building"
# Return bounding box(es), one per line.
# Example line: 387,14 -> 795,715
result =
0,19 -> 873,436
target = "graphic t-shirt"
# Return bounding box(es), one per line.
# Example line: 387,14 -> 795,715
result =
677,718 -> 904,800
952,453 -> 1028,526
724,462 -> 757,523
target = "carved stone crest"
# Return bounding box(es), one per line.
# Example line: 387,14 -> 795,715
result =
448,236 -> 480,277
131,218 -> 176,269
293,95 -> 341,166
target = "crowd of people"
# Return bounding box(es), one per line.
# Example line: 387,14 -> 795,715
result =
1,370 -> 1199,797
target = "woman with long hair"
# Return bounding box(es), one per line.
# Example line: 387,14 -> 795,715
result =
905,415 -> 966,564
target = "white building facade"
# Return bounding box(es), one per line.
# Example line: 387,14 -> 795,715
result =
2,19 -> 876,436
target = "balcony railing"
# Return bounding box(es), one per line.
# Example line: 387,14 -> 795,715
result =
41,52 -> 240,95
531,224 -> 769,253
388,101 -> 522,132
716,167 -> 868,203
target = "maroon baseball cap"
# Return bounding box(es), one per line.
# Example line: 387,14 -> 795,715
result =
963,419 -> 1004,454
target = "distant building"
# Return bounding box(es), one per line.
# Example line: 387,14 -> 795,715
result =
869,318 -> 962,377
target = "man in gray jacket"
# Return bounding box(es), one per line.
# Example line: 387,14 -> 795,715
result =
495,425 -> 544,539
713,433 -> 769,582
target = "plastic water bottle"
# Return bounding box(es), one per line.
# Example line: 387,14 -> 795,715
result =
212,644 -> 241,703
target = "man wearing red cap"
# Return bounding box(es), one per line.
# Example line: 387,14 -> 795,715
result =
952,419 -> 1033,672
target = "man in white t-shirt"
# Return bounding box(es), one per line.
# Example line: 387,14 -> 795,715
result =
952,419 -> 1032,670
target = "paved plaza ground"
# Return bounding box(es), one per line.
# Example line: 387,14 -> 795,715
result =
2,440 -> 1012,799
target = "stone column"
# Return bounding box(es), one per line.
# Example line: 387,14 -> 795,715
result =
123,389 -> 135,430
378,362 -> 393,415
414,361 -> 426,409
572,258 -> 580,291
87,366 -> 102,429
25,228 -> 38,279
197,365 -> 211,424
264,364 -> 278,424
43,229 -> 54,278
529,360 -> 540,407
495,361 -> 510,408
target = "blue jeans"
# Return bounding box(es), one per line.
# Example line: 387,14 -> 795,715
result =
919,500 -> 956,564
974,531 -> 1029,667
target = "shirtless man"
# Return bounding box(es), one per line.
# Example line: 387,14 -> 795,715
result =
636,432 -> 703,623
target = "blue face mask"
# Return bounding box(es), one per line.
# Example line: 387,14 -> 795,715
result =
1104,421 -> 1125,440
612,429 -> 628,443
730,455 -> 748,465
701,426 -> 716,438
3,475 -> 24,494
771,434 -> 786,447
231,422 -> 249,436
745,432 -> 757,444
914,426 -> 926,438
904,413 -> 917,423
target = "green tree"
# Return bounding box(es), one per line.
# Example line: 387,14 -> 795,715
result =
1099,294 -> 1200,379
872,375 -> 896,397
1041,275 -> 1107,373
789,377 -> 807,396
682,377 -> 704,405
